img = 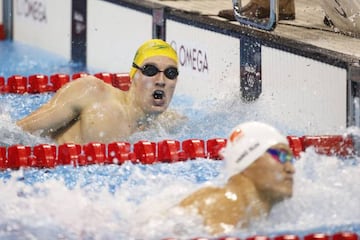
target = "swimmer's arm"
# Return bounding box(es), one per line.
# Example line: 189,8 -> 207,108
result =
17,76 -> 106,134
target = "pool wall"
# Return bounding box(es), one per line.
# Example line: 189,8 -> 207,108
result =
12,0 -> 72,59
2,0 -> 360,135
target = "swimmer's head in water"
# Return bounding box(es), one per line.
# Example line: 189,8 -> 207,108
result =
129,39 -> 178,79
222,121 -> 288,178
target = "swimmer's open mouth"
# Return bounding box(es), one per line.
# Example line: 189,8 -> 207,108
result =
153,90 -> 165,100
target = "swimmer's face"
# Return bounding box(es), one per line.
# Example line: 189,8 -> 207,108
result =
243,143 -> 295,202
131,56 -> 178,114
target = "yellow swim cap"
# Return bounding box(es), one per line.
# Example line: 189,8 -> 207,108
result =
129,39 -> 178,79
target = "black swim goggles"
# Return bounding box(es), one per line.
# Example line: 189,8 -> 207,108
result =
132,63 -> 179,80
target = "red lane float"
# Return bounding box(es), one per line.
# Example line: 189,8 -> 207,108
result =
8,75 -> 27,94
162,232 -> 359,240
0,24 -> 5,40
0,72 -> 131,94
108,141 -> 135,164
112,73 -> 131,91
72,72 -> 89,80
157,139 -> 189,162
58,143 -> 82,166
83,142 -> 107,165
274,235 -> 300,240
0,146 -> 7,169
7,144 -> 31,169
182,139 -> 206,159
218,237 -> 241,240
157,139 -> 182,162
207,138 -> 227,160
0,76 -> 7,93
287,136 -> 303,157
134,140 -> 157,164
246,236 -> 270,240
0,138 -> 226,170
304,233 -> 330,240
94,72 -> 113,85
32,144 -> 57,168
0,135 -> 356,170
50,73 -> 70,91
333,232 -> 359,240
301,135 -> 354,157
28,74 -> 50,93
287,135 -> 354,157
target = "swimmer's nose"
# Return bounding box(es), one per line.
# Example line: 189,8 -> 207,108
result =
155,72 -> 166,87
155,81 -> 165,87
284,161 -> 295,174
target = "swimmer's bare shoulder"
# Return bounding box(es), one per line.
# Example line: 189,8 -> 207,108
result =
57,75 -> 126,105
179,186 -> 223,208
17,75 -> 124,135
180,186 -> 242,234
65,75 -> 116,93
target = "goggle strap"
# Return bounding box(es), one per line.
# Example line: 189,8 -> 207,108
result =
133,63 -> 178,79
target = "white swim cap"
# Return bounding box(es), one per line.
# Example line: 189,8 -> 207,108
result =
222,121 -> 288,178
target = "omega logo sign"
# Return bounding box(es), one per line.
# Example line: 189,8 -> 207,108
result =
170,41 -> 209,73
16,0 -> 47,23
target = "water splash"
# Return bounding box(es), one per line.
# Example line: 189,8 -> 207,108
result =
0,151 -> 358,239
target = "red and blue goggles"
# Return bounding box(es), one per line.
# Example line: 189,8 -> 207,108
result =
266,148 -> 295,164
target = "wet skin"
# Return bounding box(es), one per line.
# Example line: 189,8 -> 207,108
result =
179,143 -> 295,235
17,56 -> 179,144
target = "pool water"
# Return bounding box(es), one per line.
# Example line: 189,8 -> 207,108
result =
0,40 -> 359,240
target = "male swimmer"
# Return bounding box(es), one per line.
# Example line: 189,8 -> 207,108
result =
17,39 -> 181,144
179,121 -> 295,235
